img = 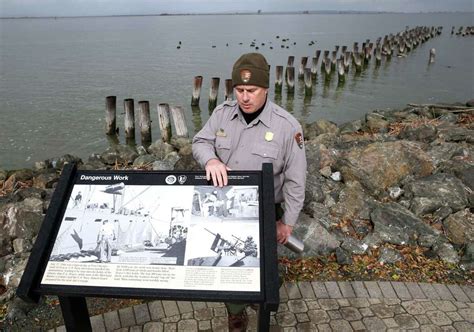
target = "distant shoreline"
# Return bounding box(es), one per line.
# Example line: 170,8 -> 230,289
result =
1,10 -> 471,20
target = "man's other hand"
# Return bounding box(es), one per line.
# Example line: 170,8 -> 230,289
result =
205,159 -> 231,187
276,220 -> 293,244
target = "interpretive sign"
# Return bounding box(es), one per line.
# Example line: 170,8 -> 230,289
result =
17,163 -> 279,331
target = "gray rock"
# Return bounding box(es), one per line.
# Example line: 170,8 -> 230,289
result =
50,154 -> 82,169
100,145 -> 138,165
152,160 -> 175,170
136,145 -> 148,156
319,166 -> 332,178
34,160 -> 52,170
173,154 -> 201,171
19,197 -> 43,214
437,125 -> 474,143
432,241 -> 460,264
304,119 -> 340,140
454,165 -> 474,190
337,141 -> 433,196
305,174 -> 325,204
340,120 -> 362,134
351,219 -> 372,237
291,212 -> 340,257
83,154 -> 107,170
336,247 -> 352,265
370,202 -> 439,246
405,173 -> 468,216
388,186 -> 404,199
443,209 -> 474,245
432,206 -> 453,223
164,151 -> 181,165
459,242 -> 474,271
365,112 -> 389,132
170,137 -> 192,150
147,141 -> 176,159
427,142 -> 465,167
11,169 -> 35,182
362,232 -> 384,249
12,238 -> 32,253
13,187 -> 46,201
0,169 -> 8,181
133,155 -> 157,167
438,113 -> 459,123
466,99 -> 474,107
341,237 -> 369,254
330,181 -> 374,220
304,141 -> 323,173
32,171 -> 59,189
378,247 -> 404,264
399,124 -> 437,143
5,206 -> 43,240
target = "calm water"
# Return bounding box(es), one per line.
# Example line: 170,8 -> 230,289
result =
1,13 -> 473,169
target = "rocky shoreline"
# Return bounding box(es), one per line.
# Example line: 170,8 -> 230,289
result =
1,101 -> 473,327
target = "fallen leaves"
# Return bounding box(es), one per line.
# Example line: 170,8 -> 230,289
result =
279,245 -> 472,285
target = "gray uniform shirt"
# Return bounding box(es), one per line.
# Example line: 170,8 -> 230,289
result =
192,99 -> 306,226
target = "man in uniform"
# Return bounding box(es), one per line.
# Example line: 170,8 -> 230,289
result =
192,53 -> 306,331
97,219 -> 115,263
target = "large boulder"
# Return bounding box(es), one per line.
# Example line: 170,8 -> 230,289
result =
304,174 -> 325,204
427,142 -> 465,167
100,145 -> 138,165
443,209 -> 474,245
337,141 -> 433,195
404,173 -> 468,216
365,112 -> 389,132
304,119 -> 340,140
5,205 -> 43,240
330,181 -> 375,220
147,141 -> 176,159
285,212 -> 340,258
399,124 -> 437,143
370,202 -> 440,246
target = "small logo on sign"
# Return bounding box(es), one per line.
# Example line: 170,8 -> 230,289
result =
240,69 -> 252,83
165,175 -> 177,185
178,175 -> 187,184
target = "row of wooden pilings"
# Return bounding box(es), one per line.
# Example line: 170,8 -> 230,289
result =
451,25 -> 474,36
104,96 -> 188,144
190,25 -> 444,102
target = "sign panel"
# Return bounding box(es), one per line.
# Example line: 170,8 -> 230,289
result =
40,171 -> 262,293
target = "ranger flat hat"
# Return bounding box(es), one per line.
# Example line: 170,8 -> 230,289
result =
232,53 -> 270,88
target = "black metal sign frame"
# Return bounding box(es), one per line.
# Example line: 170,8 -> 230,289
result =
17,163 -> 279,331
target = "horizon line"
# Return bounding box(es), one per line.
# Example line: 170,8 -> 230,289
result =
1,10 -> 471,19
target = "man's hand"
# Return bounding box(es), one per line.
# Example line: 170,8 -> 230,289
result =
276,220 -> 293,244
205,159 -> 231,187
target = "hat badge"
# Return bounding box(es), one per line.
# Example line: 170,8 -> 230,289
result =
240,69 -> 252,83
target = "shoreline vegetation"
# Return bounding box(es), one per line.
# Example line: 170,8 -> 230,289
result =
0,101 -> 473,329
2,10 -> 472,20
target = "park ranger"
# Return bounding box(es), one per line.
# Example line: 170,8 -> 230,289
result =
192,52 -> 307,331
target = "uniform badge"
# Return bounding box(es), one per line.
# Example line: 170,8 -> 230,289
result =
216,128 -> 227,137
240,69 -> 252,83
264,131 -> 274,141
295,132 -> 304,149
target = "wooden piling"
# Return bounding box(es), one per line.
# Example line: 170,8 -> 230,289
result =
124,98 -> 135,140
315,50 -> 321,60
138,101 -> 151,144
170,106 -> 188,138
298,57 -> 308,79
323,58 -> 331,79
209,77 -> 220,109
287,56 -> 295,67
275,65 -> 283,93
353,52 -> 362,72
157,103 -> 172,143
429,48 -> 436,63
331,50 -> 337,70
341,45 -> 347,54
191,75 -> 203,106
224,79 -> 233,101
310,57 -> 319,78
337,59 -> 345,83
105,96 -> 116,136
304,68 -> 312,95
343,51 -> 351,70
286,66 -> 295,93
375,46 -> 382,64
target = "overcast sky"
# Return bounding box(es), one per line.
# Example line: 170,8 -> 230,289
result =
1,0 -> 472,17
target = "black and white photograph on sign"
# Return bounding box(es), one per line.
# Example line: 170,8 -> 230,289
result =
185,185 -> 260,268
48,183 -> 194,266
185,221 -> 260,267
191,186 -> 259,219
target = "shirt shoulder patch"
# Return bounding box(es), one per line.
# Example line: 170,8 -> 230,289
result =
295,132 -> 304,149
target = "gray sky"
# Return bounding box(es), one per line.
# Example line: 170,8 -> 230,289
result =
1,0 -> 473,17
